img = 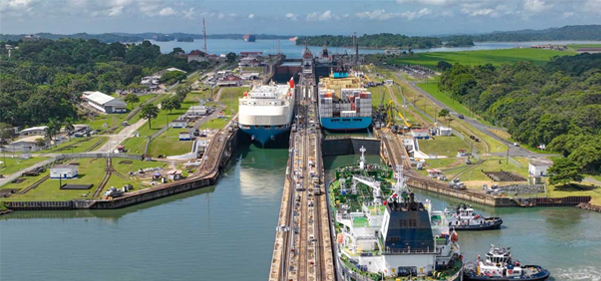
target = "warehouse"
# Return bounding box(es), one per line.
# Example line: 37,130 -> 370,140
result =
82,91 -> 128,113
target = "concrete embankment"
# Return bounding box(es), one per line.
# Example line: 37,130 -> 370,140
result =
322,137 -> 380,157
3,129 -> 240,212
576,202 -> 601,213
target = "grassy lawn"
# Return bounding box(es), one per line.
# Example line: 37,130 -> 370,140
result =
1,173 -> 47,192
204,118 -> 228,130
458,156 -> 529,183
147,128 -> 193,156
101,160 -> 168,194
34,136 -> 107,154
5,158 -> 107,201
370,86 -> 392,107
0,157 -> 49,175
547,183 -> 601,205
418,136 -> 469,157
387,48 -> 575,69
123,92 -> 208,155
218,86 -> 247,116
567,44 -> 601,50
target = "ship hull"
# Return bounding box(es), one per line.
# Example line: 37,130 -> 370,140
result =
240,125 -> 289,146
320,117 -> 371,130
464,265 -> 550,281
454,218 -> 503,231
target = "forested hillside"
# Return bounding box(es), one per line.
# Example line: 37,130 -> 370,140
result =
298,33 -> 444,49
470,25 -> 601,42
0,39 -> 192,128
438,54 -> 601,173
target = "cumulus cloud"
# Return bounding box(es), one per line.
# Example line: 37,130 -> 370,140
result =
523,0 -> 553,13
355,8 -> 432,21
584,0 -> 601,13
108,6 -> 124,16
285,12 -> 297,21
158,7 -> 176,16
248,13 -> 254,19
306,10 -> 333,21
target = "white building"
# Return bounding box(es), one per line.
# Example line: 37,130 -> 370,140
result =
19,126 -> 47,137
170,119 -> 188,128
186,106 -> 208,117
435,126 -> 452,136
179,132 -> 192,141
50,165 -> 78,179
411,129 -> 430,139
140,75 -> 160,86
7,136 -> 45,152
82,91 -> 127,114
238,57 -> 260,67
529,159 -> 553,177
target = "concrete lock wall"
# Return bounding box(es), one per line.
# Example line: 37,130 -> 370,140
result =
322,138 -> 380,157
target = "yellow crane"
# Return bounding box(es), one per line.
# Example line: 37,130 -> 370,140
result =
386,101 -> 412,133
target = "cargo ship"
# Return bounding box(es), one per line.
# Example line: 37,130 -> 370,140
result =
329,151 -> 463,280
318,66 -> 372,130
238,80 -> 295,145
242,34 -> 256,42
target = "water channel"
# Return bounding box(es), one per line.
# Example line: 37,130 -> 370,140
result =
1,148 -> 600,280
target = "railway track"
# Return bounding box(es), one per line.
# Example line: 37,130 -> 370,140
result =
18,174 -> 50,195
91,158 -> 113,198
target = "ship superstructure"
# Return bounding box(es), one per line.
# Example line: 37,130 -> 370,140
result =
330,150 -> 462,279
318,66 -> 372,130
238,82 -> 295,145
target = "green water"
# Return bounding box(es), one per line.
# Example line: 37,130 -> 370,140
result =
0,144 -> 289,281
1,151 -> 600,281
325,155 -> 601,281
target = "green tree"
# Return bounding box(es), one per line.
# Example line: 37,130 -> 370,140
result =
548,158 -> 584,186
44,118 -> 61,147
63,117 -> 75,142
226,52 -> 237,63
141,104 -> 159,129
35,138 -> 47,147
160,71 -> 187,85
124,93 -> 141,110
0,122 -> 12,143
161,97 -> 181,114
437,61 -> 453,71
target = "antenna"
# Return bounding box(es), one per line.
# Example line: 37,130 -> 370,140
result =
202,17 -> 208,54
277,40 -> 281,55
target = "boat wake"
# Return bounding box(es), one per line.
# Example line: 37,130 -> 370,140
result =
552,266 -> 601,281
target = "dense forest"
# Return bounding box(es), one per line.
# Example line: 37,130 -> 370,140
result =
443,36 -> 475,47
0,39 -> 196,128
438,53 -> 601,173
298,33 -> 443,49
0,33 -> 292,43
468,25 -> 601,42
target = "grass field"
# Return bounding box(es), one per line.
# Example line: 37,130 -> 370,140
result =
0,157 -> 49,175
146,128 -> 193,156
34,136 -> 108,154
387,48 -> 574,69
418,136 -> 469,157
567,43 -> 601,50
218,87 -> 247,116
102,160 -> 168,194
6,158 -> 107,201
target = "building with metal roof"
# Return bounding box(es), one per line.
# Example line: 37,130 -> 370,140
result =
82,91 -> 127,114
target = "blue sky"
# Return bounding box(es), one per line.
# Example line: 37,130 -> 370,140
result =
1,0 -> 600,35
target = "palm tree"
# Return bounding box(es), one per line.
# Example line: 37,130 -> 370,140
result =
63,117 -> 75,142
44,118 -> 61,147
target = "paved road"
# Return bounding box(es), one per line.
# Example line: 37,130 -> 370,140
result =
385,65 -> 553,158
97,118 -> 149,153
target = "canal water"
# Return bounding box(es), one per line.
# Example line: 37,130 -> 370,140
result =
152,39 -> 601,58
1,150 -> 600,280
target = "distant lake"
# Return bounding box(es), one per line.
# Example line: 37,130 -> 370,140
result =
151,39 -> 601,58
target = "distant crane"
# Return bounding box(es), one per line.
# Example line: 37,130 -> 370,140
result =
202,17 -> 208,54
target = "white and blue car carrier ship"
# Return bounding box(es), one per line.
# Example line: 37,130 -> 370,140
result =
238,82 -> 295,146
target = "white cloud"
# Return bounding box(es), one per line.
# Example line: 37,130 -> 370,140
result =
355,8 -> 431,21
562,12 -> 574,18
286,12 -> 298,21
585,0 -> 601,13
248,13 -> 254,19
183,8 -> 195,19
158,7 -> 176,16
306,10 -> 333,21
108,6 -> 124,16
523,0 -> 553,13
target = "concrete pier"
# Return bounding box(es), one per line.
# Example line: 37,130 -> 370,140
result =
269,80 -> 335,281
